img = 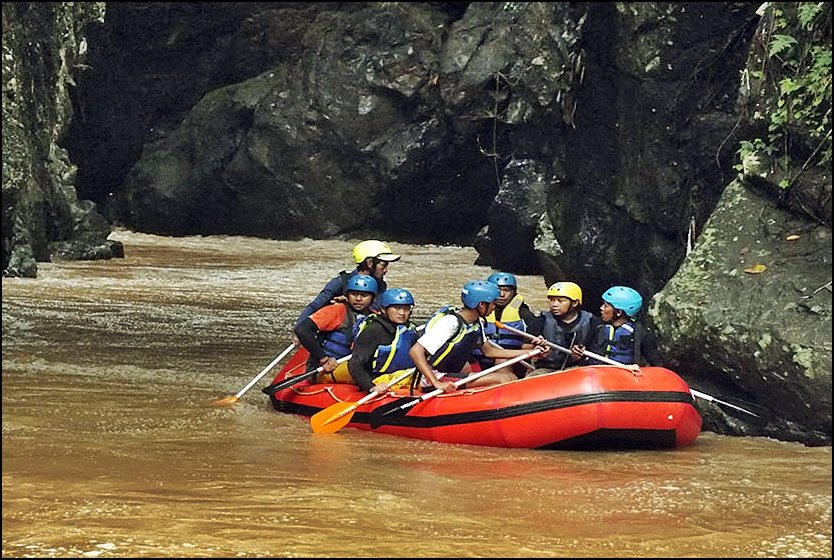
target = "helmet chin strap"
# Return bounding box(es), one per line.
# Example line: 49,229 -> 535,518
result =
611,309 -> 630,326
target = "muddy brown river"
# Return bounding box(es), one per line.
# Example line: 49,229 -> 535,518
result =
2,230 -> 831,558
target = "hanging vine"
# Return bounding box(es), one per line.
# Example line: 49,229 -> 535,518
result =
734,2 -> 832,193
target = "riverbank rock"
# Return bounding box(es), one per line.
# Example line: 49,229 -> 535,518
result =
648,179 -> 831,445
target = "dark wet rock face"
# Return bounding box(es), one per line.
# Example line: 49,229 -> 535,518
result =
2,2 -> 115,278
3,3 -> 830,446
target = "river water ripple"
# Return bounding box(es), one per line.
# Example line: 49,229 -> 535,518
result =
2,230 -> 831,558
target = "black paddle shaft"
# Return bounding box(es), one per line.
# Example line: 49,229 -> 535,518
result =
261,370 -> 316,396
368,396 -> 423,428
262,355 -> 351,396
368,349 -> 543,429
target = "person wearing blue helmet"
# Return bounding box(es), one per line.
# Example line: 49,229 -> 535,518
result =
294,274 -> 379,383
472,272 -> 538,373
409,280 -> 550,393
571,285 -> 663,366
348,288 -> 420,394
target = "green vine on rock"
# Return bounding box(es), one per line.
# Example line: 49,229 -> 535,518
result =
734,2 -> 832,193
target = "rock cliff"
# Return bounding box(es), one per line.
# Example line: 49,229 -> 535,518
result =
2,2 -> 830,445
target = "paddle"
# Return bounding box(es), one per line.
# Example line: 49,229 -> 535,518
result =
494,320 -> 641,373
494,320 -> 762,419
688,389 -> 763,418
485,339 -> 535,370
310,368 -> 417,434
263,326 -> 423,397
261,354 -> 352,396
211,342 -> 297,406
369,348 -> 543,429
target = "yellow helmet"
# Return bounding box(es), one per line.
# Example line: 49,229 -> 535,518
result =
547,281 -> 582,304
352,240 -> 400,264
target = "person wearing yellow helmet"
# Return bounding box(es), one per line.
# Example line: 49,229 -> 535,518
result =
295,239 -> 401,329
526,281 -> 602,375
351,240 -> 400,266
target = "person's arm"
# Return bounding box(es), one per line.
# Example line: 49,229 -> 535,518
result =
481,334 -> 550,359
576,323 -> 610,364
408,341 -> 456,393
408,316 -> 459,393
569,314 -> 603,364
523,313 -> 543,337
294,305 -> 345,372
348,323 -> 386,392
295,274 -> 348,327
520,303 -> 539,329
294,318 -> 327,362
640,325 -> 664,367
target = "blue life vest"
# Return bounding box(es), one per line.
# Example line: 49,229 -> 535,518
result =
591,322 -> 636,364
472,294 -> 527,368
425,306 -> 483,373
371,321 -> 419,373
318,303 -> 369,358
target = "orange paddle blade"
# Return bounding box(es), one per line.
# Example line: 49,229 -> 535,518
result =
210,395 -> 240,407
311,401 -> 359,433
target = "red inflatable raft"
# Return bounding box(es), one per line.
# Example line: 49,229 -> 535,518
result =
265,348 -> 702,450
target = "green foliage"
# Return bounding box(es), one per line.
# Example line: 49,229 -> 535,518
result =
736,2 -> 832,189
797,2 -> 823,28
769,34 -> 798,57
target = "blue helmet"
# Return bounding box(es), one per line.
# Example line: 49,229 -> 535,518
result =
461,281 -> 500,308
380,288 -> 414,307
347,274 -> 378,295
602,286 -> 643,317
487,272 -> 517,288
